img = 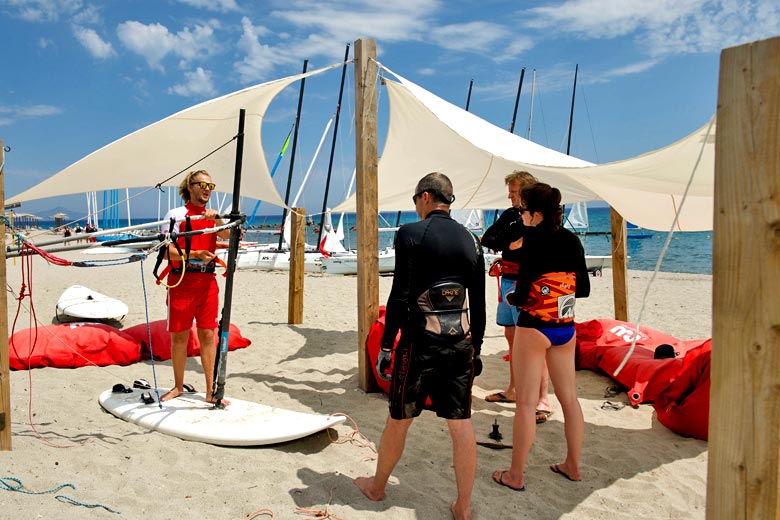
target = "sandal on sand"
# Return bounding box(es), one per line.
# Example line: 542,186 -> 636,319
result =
550,464 -> 580,482
536,410 -> 552,423
492,470 -> 525,491
485,392 -> 515,403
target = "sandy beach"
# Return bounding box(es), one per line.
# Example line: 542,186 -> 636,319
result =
1,251 -> 710,519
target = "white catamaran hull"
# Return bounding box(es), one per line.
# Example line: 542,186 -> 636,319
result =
321,248 -> 396,275
217,246 -> 323,272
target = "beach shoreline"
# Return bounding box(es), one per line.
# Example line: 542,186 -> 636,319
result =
2,254 -> 710,519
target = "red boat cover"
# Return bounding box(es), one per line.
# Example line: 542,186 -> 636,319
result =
9,323 -> 141,370
123,320 -> 252,361
575,318 -> 711,440
366,306 -> 400,394
653,341 -> 711,440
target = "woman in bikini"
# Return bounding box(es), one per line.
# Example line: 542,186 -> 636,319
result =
492,182 -> 590,491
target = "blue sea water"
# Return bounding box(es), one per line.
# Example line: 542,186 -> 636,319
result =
31,206 -> 712,274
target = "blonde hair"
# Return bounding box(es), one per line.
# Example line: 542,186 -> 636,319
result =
505,170 -> 537,188
178,170 -> 210,203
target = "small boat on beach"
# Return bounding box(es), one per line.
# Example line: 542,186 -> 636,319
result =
55,284 -> 128,322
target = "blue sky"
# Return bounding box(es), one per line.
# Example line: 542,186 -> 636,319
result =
1,0 -> 778,220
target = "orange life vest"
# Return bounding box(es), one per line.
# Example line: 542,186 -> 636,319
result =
520,271 -> 576,324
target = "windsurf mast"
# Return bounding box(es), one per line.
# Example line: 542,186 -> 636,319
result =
508,67 -> 525,134
465,79 -> 474,112
278,60 -> 308,250
211,108 -> 247,408
317,43 -> 351,246
566,64 -> 578,155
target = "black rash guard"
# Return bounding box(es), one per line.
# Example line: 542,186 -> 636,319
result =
480,206 -> 526,278
382,210 -> 486,353
513,224 -> 591,329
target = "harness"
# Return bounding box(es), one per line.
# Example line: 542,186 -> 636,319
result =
520,271 -> 577,324
153,207 -> 226,286
415,281 -> 469,339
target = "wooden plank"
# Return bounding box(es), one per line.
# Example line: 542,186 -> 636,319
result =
287,207 -> 305,324
354,38 -> 380,392
609,207 -> 628,321
708,36 -> 780,520
0,138 -> 10,450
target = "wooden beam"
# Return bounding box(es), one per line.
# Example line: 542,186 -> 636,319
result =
708,36 -> 780,519
0,138 -> 11,451
287,207 -> 305,324
354,38 -> 380,392
609,207 -> 628,321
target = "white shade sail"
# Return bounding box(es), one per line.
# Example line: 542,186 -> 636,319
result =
334,69 -> 715,232
8,63 -> 343,207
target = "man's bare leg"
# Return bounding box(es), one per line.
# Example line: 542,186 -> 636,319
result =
197,327 -> 229,405
354,415 -> 413,501
447,418 -> 475,520
161,330 -> 190,401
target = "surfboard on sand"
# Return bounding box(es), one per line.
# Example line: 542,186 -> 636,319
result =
98,387 -> 346,446
56,284 -> 128,322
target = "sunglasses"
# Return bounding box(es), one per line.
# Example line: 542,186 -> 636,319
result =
412,189 -> 455,204
190,181 -> 216,190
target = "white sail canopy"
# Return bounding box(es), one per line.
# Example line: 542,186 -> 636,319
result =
8,63 -> 343,207
334,69 -> 715,232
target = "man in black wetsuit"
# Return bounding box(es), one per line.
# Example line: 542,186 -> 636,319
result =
354,172 -> 485,520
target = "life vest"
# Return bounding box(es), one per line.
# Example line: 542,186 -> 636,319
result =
520,271 -> 576,323
155,203 -> 226,285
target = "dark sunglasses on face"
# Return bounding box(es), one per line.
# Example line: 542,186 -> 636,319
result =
412,189 -> 455,204
190,181 -> 216,190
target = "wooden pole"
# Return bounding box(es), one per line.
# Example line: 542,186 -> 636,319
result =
609,207 -> 628,321
0,138 -> 11,450
708,36 -> 780,520
354,38 -> 380,392
288,207 -> 305,324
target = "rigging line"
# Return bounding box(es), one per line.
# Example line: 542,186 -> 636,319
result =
579,84 -> 600,163
612,117 -> 715,377
154,134 -> 239,189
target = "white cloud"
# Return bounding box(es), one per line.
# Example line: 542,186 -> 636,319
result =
174,0 -> 240,12
37,36 -> 52,48
429,21 -> 534,61
73,25 -> 115,59
168,67 -> 217,97
524,0 -> 780,58
234,16 -> 296,83
418,67 -> 435,76
116,20 -> 219,71
4,0 -> 88,22
0,103 -> 62,125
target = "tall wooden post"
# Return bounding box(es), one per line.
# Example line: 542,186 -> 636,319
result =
0,138 -> 11,450
354,38 -> 380,392
288,207 -> 305,324
609,207 -> 628,321
708,36 -> 780,519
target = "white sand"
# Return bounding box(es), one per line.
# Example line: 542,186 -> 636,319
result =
2,252 -> 710,519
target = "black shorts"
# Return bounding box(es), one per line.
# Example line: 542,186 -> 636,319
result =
388,331 -> 475,420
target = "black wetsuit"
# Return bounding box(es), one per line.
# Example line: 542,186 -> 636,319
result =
480,206 -> 525,277
511,225 -> 591,329
382,210 -> 486,420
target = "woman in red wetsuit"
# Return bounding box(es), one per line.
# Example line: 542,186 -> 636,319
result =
492,182 -> 590,491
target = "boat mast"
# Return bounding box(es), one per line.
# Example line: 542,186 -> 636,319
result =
278,59 -> 308,250
211,108 -> 247,408
566,64 -> 578,155
317,44 -> 351,246
465,79 -> 474,112
527,68 -> 536,140
508,67 -> 525,134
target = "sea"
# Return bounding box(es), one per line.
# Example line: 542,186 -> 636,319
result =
29,206 -> 712,274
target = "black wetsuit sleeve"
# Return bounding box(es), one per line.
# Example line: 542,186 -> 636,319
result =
573,234 -> 591,298
480,207 -> 521,251
468,237 -> 487,354
381,229 -> 411,348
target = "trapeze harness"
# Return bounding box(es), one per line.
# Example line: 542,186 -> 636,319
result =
519,271 -> 577,324
154,204 -> 227,285
415,281 -> 469,340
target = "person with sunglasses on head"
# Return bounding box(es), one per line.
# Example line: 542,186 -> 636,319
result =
481,170 -> 553,423
354,172 -> 486,520
492,182 -> 590,492
160,170 -> 230,404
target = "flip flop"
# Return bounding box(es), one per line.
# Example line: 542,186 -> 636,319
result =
536,410 -> 552,423
550,464 -> 580,482
492,470 -> 525,491
485,392 -> 515,403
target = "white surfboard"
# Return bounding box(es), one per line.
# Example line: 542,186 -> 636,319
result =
98,388 -> 346,446
56,285 -> 128,321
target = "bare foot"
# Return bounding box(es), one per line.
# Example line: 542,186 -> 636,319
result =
451,501 -> 472,520
353,476 -> 385,501
160,388 -> 183,402
207,396 -> 231,407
